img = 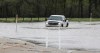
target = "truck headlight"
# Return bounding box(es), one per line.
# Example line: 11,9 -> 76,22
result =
58,22 -> 61,25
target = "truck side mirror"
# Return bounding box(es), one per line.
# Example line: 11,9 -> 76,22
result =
63,20 -> 66,22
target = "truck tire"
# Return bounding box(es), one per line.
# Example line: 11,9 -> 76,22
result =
61,24 -> 63,27
66,23 -> 69,27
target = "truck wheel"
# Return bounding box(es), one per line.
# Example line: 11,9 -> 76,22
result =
66,23 -> 69,27
61,24 -> 63,27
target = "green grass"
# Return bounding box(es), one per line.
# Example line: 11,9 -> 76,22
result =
0,17 -> 100,22
0,17 -> 46,22
69,18 -> 100,22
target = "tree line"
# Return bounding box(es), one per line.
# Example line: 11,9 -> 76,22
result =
0,0 -> 100,18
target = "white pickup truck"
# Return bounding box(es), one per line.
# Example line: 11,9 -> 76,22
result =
45,15 -> 69,27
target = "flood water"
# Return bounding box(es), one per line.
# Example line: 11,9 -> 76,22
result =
0,22 -> 100,51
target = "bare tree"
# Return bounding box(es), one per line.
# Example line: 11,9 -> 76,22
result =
64,0 -> 66,16
78,0 -> 83,18
89,0 -> 93,17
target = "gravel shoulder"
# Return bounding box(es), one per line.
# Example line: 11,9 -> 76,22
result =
0,37 -> 100,53
0,37 -> 68,53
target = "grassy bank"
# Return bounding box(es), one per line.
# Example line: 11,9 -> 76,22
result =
0,17 -> 100,22
0,18 -> 46,22
69,18 -> 100,22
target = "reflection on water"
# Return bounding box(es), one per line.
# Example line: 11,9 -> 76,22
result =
22,27 -> 91,30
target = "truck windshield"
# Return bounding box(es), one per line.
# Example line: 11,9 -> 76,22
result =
48,16 -> 63,20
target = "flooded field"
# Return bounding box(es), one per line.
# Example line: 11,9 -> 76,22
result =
0,22 -> 100,51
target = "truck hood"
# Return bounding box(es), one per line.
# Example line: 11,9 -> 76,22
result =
47,20 -> 62,23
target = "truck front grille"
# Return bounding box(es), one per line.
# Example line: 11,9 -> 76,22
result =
48,23 -> 58,25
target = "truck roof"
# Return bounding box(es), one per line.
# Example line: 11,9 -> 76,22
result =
50,15 -> 66,20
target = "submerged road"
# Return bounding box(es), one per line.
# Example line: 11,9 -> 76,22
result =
0,22 -> 100,51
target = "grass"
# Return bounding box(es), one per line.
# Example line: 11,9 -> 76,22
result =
69,18 -> 100,22
0,17 -> 46,22
0,17 -> 100,22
